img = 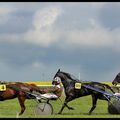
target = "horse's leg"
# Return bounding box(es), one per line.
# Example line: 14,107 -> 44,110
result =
17,96 -> 26,115
66,103 -> 74,110
88,94 -> 97,115
58,96 -> 74,114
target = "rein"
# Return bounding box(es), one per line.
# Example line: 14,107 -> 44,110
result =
83,84 -> 120,100
0,81 -> 39,99
8,85 -> 39,98
0,81 -> 20,85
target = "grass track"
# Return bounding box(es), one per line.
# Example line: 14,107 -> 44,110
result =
0,81 -> 120,118
0,95 -> 120,118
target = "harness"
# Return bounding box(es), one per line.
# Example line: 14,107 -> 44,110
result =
0,81 -> 18,100
0,84 -> 6,91
75,82 -> 81,89
74,80 -> 90,89
0,84 -> 7,100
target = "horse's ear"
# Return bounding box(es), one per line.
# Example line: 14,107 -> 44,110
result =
58,69 -> 60,72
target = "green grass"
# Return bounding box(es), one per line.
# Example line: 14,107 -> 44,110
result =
0,81 -> 119,118
0,95 -> 120,118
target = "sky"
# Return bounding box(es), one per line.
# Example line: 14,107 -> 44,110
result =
0,2 -> 120,82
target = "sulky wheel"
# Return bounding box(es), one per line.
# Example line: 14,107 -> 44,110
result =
34,102 -> 53,116
108,100 -> 120,114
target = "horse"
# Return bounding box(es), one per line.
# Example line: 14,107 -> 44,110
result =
0,81 -> 44,116
52,69 -> 115,115
112,72 -> 120,86
0,80 -> 63,116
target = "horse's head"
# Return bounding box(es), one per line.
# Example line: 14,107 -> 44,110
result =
52,69 -> 70,85
52,69 -> 62,86
112,72 -> 120,86
52,69 -> 78,87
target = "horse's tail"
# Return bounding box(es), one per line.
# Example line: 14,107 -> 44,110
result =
103,83 -> 115,94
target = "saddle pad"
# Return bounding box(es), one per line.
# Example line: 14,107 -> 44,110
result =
75,83 -> 81,89
0,84 -> 6,91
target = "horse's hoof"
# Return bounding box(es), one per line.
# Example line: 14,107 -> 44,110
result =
19,112 -> 23,116
58,112 -> 62,114
69,107 -> 74,110
88,112 -> 91,115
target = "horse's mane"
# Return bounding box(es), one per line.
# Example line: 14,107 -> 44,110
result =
61,71 -> 80,82
60,71 -> 92,83
117,72 -> 120,76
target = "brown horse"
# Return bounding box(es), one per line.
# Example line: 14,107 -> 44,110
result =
0,80 -> 63,116
0,82 -> 43,115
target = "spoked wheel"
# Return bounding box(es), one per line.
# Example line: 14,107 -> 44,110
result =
108,100 -> 120,114
34,102 -> 53,116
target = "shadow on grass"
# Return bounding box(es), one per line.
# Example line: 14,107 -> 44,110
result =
56,112 -> 111,115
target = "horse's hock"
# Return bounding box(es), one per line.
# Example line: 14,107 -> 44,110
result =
108,100 -> 120,114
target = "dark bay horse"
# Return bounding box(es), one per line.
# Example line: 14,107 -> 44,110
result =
52,69 -> 115,114
0,82 -> 43,115
112,72 -> 120,86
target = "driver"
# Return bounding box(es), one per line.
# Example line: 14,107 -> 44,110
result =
39,79 -> 63,99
